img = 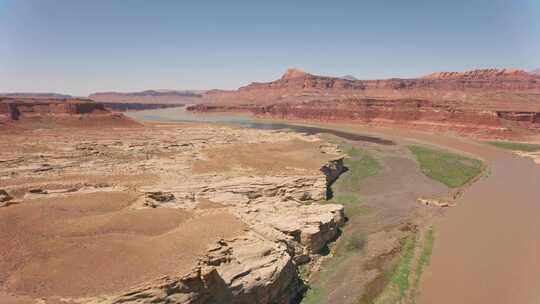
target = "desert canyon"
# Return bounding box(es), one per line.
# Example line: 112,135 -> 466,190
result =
2,67 -> 540,304
1,96 -> 352,303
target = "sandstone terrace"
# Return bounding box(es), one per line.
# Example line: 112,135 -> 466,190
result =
0,123 -> 347,304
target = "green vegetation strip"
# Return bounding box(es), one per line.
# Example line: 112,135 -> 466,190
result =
373,235 -> 417,304
486,141 -> 540,152
373,227 -> 436,304
408,145 -> 483,188
409,226 -> 435,303
415,227 -> 434,285
302,146 -> 381,304
329,146 -> 381,218
336,147 -> 381,192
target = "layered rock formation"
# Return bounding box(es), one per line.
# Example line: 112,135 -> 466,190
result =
420,68 -> 539,90
251,98 -> 540,131
0,97 -> 139,130
241,68 -> 540,93
191,68 -> 540,135
0,124 -> 346,303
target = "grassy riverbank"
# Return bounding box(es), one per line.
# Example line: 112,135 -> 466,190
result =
303,136 -> 468,304
486,141 -> 540,152
302,144 -> 381,304
331,146 -> 381,218
372,227 -> 435,304
408,145 -> 483,188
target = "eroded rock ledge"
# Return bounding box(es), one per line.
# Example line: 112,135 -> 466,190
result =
0,124 -> 346,304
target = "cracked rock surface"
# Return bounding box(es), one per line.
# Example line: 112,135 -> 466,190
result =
0,123 -> 345,304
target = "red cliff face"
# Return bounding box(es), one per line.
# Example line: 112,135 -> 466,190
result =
237,68 -> 540,93
253,98 -> 540,130
193,68 -> 540,136
0,98 -> 107,120
240,68 -> 367,91
202,68 -> 540,109
0,97 -> 139,130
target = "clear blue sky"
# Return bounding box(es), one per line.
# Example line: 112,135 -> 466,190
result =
1,0 -> 538,96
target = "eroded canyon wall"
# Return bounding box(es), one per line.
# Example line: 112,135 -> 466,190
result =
0,97 -> 139,129
191,68 -> 540,134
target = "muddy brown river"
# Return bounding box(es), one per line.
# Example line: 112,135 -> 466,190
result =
336,126 -> 540,304
415,138 -> 540,304
128,108 -> 540,303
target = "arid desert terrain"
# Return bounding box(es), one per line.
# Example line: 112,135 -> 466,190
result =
2,66 -> 540,304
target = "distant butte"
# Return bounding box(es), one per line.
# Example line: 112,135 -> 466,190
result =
0,97 -> 139,131
88,90 -> 203,104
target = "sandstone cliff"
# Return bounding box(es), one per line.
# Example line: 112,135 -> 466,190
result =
191,68 -> 540,135
253,98 -> 540,131
0,97 -> 139,130
237,68 -> 540,94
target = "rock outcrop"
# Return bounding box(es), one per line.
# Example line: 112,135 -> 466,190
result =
76,233 -> 301,304
0,189 -> 13,207
0,124 -> 346,303
0,97 -> 139,130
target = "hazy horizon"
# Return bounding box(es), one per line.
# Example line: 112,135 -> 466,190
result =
1,0 -> 539,96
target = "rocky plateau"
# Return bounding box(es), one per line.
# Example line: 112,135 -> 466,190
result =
0,123 -> 346,304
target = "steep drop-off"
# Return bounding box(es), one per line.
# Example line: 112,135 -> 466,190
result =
0,125 -> 346,304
